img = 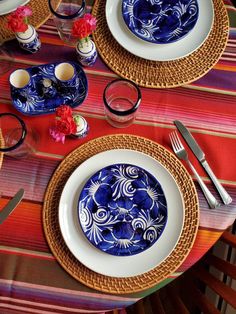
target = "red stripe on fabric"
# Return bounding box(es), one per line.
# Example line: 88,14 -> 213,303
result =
0,200 -> 48,252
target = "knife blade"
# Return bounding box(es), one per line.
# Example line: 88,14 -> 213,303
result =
174,120 -> 232,205
0,188 -> 24,224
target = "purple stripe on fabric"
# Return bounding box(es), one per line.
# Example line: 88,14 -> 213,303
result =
3,38 -> 112,76
192,69 -> 236,91
0,282 -> 135,311
0,156 -> 59,202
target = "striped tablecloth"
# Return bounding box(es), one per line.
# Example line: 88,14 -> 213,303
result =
0,1 -> 235,313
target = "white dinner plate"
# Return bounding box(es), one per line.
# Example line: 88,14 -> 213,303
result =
59,149 -> 184,278
0,0 -> 30,16
105,0 -> 214,61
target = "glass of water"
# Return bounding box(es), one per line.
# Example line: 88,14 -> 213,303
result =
103,79 -> 141,128
48,0 -> 86,46
0,113 -> 39,158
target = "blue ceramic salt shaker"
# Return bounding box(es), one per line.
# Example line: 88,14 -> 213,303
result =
41,78 -> 57,98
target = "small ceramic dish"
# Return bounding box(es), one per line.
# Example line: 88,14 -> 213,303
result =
10,62 -> 88,116
78,163 -> 168,256
122,0 -> 199,44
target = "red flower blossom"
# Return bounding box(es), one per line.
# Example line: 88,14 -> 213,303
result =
72,13 -> 97,41
55,116 -> 77,135
7,5 -> 32,33
7,16 -> 28,32
56,105 -> 73,119
50,105 -> 78,143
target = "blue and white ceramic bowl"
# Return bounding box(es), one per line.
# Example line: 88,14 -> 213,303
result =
78,163 -> 168,256
122,0 -> 199,44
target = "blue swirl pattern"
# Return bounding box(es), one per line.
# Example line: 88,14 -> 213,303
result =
10,62 -> 88,116
78,164 -> 168,256
122,0 -> 199,44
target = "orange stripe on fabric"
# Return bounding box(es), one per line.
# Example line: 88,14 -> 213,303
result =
179,229 -> 222,271
41,37 -> 67,46
213,63 -> 236,71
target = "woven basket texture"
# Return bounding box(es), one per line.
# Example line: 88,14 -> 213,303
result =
92,0 -> 229,88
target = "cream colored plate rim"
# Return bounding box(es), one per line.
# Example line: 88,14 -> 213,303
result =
105,0 -> 214,61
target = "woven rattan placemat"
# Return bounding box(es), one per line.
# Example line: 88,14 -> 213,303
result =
43,134 -> 199,294
92,0 -> 229,88
0,0 -> 60,43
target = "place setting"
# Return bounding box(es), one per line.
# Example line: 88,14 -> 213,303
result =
43,130 -> 200,294
0,0 -> 235,312
43,113 -> 232,294
92,0 -> 229,88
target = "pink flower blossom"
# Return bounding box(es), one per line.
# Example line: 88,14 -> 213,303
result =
84,13 -> 97,31
15,6 -> 32,17
49,126 -> 65,144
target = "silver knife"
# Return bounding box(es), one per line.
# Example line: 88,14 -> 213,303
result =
174,120 -> 232,205
0,189 -> 24,224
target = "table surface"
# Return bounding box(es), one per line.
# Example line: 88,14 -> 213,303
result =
0,0 -> 236,313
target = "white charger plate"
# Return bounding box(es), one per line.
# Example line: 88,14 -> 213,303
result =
0,0 -> 30,16
105,0 -> 214,61
59,149 -> 184,278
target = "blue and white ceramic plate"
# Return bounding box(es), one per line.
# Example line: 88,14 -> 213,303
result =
59,150 -> 184,277
106,0 -> 213,61
10,62 -> 88,116
78,163 -> 168,256
122,0 -> 199,44
0,0 -> 29,16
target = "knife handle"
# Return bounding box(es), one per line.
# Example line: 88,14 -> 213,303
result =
187,161 -> 220,209
201,160 -> 232,205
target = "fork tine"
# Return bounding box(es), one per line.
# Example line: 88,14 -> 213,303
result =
172,131 -> 182,150
170,131 -> 179,152
169,132 -> 176,152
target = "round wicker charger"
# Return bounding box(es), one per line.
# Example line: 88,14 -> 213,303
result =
43,134 -> 199,294
92,0 -> 229,88
0,0 -> 60,43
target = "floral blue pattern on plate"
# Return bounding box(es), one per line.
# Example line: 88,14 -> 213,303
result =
78,163 -> 168,256
122,0 -> 199,44
10,62 -> 88,116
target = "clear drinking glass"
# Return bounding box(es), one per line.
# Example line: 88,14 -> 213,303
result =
48,0 -> 86,46
0,113 -> 39,158
103,79 -> 141,128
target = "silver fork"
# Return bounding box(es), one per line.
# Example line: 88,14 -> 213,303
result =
170,131 -> 220,209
